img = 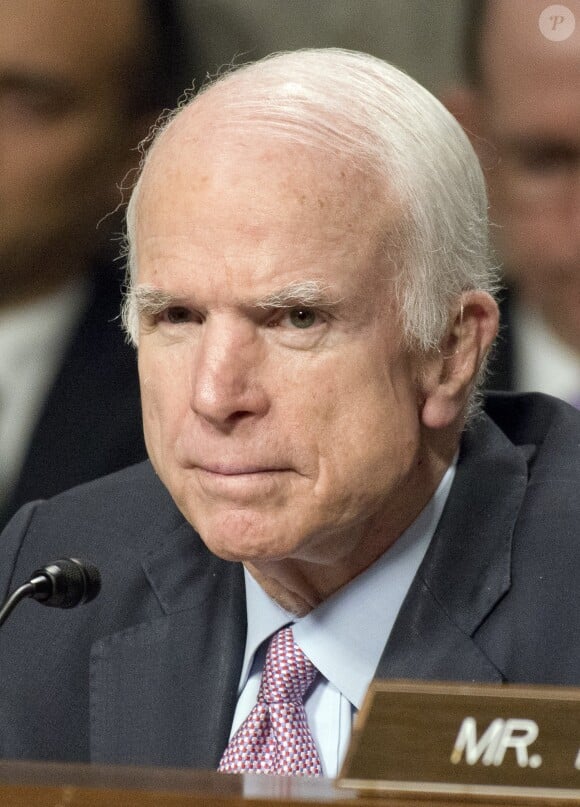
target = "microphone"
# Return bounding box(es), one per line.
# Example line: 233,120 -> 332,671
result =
0,558 -> 101,628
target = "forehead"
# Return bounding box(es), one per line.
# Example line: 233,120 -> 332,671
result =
134,124 -> 403,336
136,107 -> 400,279
132,116 -> 405,318
481,0 -> 580,123
0,0 -> 144,94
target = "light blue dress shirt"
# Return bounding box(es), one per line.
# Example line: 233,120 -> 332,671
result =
230,459 -> 456,778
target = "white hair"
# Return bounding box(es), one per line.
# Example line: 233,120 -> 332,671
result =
123,48 -> 498,356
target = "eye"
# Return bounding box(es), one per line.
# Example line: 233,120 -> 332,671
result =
0,86 -> 73,126
518,143 -> 578,175
288,308 -> 317,329
164,306 -> 192,324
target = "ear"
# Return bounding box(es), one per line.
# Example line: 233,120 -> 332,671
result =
420,291 -> 499,430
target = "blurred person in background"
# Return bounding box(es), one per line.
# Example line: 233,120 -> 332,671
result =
0,0 -> 201,528
445,0 -> 580,403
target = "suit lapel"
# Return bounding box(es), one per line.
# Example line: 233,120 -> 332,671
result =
377,413 -> 529,683
90,522 -> 246,768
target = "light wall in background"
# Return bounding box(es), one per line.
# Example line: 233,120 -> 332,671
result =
183,0 -> 465,94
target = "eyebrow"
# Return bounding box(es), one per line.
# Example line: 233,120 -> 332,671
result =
131,280 -> 342,317
253,280 -> 341,309
131,286 -> 180,317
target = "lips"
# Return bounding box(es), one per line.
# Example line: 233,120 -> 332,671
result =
192,463 -> 290,503
196,464 -> 287,475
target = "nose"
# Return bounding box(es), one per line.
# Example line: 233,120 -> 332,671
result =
189,315 -> 269,429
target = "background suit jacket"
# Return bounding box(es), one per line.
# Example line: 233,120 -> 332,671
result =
1,392 -> 579,768
0,266 -> 147,531
484,289 -> 515,392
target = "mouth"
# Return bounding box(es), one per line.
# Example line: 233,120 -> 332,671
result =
196,462 -> 290,476
193,464 -> 291,503
196,464 -> 288,476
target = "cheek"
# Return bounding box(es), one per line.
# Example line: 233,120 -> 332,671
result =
294,354 -> 421,501
7,121 -> 127,237
138,348 -> 189,455
488,175 -> 578,275
494,212 -> 577,282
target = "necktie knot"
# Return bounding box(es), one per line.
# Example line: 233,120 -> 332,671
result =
218,625 -> 322,776
259,626 -> 318,705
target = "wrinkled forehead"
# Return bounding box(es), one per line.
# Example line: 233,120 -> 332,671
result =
136,89 -> 404,253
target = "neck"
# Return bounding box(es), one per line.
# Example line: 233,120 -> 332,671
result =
245,442 -> 454,616
244,533 -> 398,617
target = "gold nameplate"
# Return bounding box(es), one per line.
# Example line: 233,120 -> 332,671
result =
338,680 -> 580,801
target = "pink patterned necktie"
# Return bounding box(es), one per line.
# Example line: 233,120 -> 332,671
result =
218,626 -> 323,776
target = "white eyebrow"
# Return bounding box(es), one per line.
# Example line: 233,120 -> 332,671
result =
131,280 -> 341,316
131,286 -> 183,317
253,280 -> 341,309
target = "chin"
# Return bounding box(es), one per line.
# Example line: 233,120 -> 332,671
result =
194,509 -> 303,563
202,535 -> 296,564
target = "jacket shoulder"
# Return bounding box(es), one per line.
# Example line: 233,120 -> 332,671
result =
0,462 -> 183,601
484,391 -> 580,457
480,393 -> 580,682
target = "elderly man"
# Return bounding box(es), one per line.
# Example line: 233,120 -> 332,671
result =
1,49 -> 579,777
446,0 -> 580,402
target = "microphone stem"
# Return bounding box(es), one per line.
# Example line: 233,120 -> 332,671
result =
0,583 -> 34,628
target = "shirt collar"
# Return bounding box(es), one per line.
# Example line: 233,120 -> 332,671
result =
513,298 -> 580,402
241,457 -> 457,707
0,277 -> 89,373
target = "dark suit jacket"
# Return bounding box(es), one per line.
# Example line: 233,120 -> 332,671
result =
0,266 -> 147,530
1,392 -> 579,768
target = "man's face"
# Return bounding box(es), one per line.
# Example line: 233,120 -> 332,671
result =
135,123 -> 436,568
477,0 -> 580,346
0,0 -> 147,297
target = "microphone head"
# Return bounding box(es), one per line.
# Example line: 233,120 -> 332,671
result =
30,558 -> 101,608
